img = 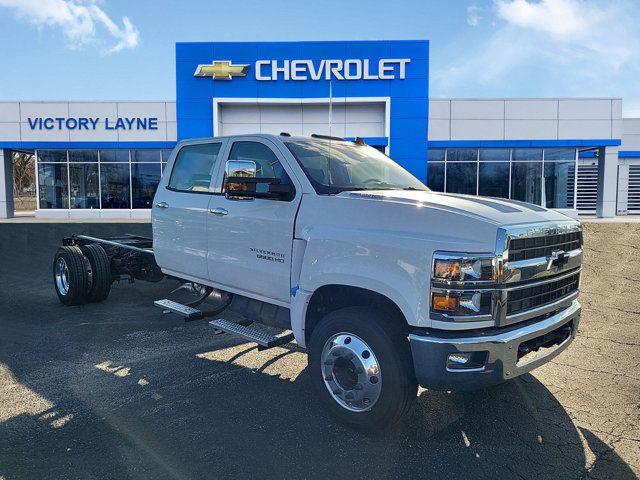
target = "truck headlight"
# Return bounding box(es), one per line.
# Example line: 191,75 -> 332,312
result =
431,290 -> 491,316
433,255 -> 495,283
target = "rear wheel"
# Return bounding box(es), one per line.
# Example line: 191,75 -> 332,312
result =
308,306 -> 417,431
53,246 -> 89,306
81,244 -> 112,302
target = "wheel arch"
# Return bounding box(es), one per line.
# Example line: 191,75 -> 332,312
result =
302,284 -> 410,346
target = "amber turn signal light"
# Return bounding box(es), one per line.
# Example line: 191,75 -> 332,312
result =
432,294 -> 459,312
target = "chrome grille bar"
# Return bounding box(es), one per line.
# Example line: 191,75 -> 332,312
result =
496,221 -> 582,326
507,271 -> 580,314
430,220 -> 583,328
508,231 -> 582,262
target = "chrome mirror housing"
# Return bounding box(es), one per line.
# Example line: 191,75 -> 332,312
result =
225,160 -> 257,178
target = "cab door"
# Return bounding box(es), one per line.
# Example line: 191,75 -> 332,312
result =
205,138 -> 301,304
152,141 -> 226,281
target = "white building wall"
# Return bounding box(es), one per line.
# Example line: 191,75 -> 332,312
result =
428,98 -> 622,141
619,118 -> 640,215
0,101 -> 177,143
621,118 -> 640,151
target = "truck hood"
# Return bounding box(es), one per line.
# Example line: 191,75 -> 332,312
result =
339,190 -> 573,227
294,190 -> 578,331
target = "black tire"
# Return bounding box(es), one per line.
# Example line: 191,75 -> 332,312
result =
81,244 -> 112,302
53,246 -> 89,306
308,306 -> 417,431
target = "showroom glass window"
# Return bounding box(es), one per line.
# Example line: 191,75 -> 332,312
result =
100,150 -> 129,163
68,150 -> 99,209
446,148 -> 477,195
131,150 -> 162,208
100,150 -> 130,208
37,150 -> 69,209
425,146 -> 576,208
35,148 -> 176,210
511,148 -> 543,205
132,149 -> 161,163
478,149 -> 510,199
427,149 -> 445,191
543,148 -> 576,209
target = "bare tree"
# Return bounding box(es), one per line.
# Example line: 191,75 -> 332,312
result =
12,152 -> 36,210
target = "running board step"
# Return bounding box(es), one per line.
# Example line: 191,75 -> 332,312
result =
209,318 -> 294,349
154,299 -> 203,320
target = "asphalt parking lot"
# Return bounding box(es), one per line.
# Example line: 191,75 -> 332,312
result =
0,221 -> 638,480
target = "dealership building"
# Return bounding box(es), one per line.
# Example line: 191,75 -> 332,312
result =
0,39 -> 638,219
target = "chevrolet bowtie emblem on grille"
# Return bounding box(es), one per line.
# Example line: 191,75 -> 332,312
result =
547,250 -> 569,270
194,61 -> 250,80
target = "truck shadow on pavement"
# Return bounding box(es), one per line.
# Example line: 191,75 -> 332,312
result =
0,223 -> 637,480
1,333 -> 637,480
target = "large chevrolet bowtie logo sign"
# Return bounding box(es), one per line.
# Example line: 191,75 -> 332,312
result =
194,61 -> 250,80
193,58 -> 410,81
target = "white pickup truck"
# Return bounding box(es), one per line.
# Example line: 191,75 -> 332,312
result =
53,133 -> 582,430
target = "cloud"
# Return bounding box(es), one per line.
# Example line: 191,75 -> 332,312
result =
495,0 -> 588,39
0,0 -> 139,53
467,4 -> 482,27
432,0 -> 640,115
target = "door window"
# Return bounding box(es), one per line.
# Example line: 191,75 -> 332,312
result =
168,143 -> 222,193
226,141 -> 295,200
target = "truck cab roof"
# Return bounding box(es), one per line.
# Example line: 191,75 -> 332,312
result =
176,133 -> 359,145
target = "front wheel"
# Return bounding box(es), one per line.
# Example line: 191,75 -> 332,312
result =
308,307 -> 417,431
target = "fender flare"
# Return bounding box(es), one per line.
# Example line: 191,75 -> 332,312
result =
290,274 -> 416,348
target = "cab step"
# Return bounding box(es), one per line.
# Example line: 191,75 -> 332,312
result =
154,299 -> 203,320
209,318 -> 294,350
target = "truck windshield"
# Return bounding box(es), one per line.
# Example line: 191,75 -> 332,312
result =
285,140 -> 428,194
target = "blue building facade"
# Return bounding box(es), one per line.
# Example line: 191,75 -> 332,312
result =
175,40 -> 429,181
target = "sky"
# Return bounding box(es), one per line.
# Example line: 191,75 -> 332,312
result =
0,0 -> 639,115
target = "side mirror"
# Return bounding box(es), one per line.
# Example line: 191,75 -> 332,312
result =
224,160 -> 293,200
226,160 -> 257,178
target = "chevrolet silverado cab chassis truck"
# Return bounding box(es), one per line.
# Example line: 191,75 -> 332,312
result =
53,133 -> 582,430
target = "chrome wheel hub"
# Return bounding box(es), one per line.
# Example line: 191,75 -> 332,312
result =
320,333 -> 382,412
55,257 -> 70,295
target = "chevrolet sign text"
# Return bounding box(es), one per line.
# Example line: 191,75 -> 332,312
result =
255,59 -> 411,81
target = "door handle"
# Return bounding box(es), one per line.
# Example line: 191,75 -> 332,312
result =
209,207 -> 228,216
155,201 -> 169,209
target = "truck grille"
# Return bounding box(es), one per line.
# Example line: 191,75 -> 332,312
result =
508,231 -> 582,262
507,272 -> 580,315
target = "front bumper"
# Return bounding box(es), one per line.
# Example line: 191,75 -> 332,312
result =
409,300 -> 581,391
